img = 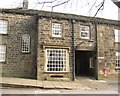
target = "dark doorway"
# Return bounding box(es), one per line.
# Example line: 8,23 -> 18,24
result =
75,50 -> 95,77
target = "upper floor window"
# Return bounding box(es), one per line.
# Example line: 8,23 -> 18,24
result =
114,29 -> 120,42
0,20 -> 8,34
0,45 -> 6,62
116,52 -> 120,69
45,49 -> 68,72
22,34 -> 30,53
80,25 -> 90,39
52,23 -> 62,37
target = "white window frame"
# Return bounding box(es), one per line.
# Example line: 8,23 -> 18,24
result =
0,45 -> 6,62
114,29 -> 120,42
89,58 -> 94,68
45,49 -> 68,72
80,25 -> 90,39
0,20 -> 8,34
22,34 -> 30,53
52,23 -> 62,37
116,52 -> 120,69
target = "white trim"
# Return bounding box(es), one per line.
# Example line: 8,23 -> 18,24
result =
0,45 -> 6,62
80,25 -> 90,39
22,34 -> 30,53
45,48 -> 68,72
0,20 -> 8,34
52,23 -> 62,37
116,52 -> 120,68
114,29 -> 120,42
89,58 -> 94,68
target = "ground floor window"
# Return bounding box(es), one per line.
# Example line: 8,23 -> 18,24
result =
45,49 -> 68,72
0,45 -> 6,62
89,58 -> 94,68
116,52 -> 120,69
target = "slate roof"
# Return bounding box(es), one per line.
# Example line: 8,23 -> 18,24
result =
0,8 -> 120,26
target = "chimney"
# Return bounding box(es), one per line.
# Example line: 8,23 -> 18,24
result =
23,0 -> 28,9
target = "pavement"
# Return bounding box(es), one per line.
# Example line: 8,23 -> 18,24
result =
0,77 -> 120,94
0,77 -> 91,90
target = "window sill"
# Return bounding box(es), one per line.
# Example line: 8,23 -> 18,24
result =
22,52 -> 31,54
50,36 -> 65,40
43,72 -> 69,74
115,67 -> 120,70
115,42 -> 120,44
0,33 -> 8,35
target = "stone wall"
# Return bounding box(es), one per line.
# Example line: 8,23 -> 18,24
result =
0,9 -> 119,80
37,18 -> 72,80
37,17 -> 119,80
1,13 -> 37,79
97,25 -> 117,79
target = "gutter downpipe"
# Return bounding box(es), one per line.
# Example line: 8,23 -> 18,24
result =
71,20 -> 75,81
94,20 -> 98,80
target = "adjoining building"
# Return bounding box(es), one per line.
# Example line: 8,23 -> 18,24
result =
0,6 -> 120,81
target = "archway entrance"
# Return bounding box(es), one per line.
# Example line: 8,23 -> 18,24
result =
75,50 -> 95,77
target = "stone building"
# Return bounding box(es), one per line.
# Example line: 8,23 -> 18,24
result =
0,8 -> 120,81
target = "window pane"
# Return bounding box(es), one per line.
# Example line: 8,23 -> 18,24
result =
46,49 -> 67,72
0,20 -> 8,34
0,45 -> 6,62
52,23 -> 62,37
80,26 -> 90,39
114,29 -> 120,42
116,52 -> 120,68
22,34 -> 30,53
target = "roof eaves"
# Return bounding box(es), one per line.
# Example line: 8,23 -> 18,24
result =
1,8 -> 120,26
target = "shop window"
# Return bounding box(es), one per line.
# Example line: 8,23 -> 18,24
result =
45,49 -> 67,72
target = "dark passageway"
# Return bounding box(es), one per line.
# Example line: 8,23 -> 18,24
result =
75,51 -> 95,77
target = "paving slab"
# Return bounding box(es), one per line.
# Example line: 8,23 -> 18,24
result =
43,81 -> 55,89
2,77 -> 24,85
36,81 -> 43,87
51,81 -> 63,89
59,82 -> 73,89
68,82 -> 80,89
22,79 -> 37,87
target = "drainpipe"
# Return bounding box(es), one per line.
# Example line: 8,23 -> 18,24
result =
94,21 -> 98,80
71,20 -> 75,81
